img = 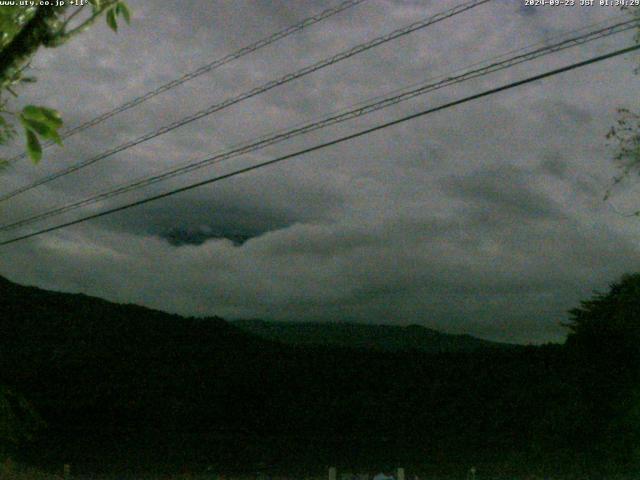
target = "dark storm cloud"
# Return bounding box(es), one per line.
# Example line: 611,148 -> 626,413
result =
443,166 -> 564,221
1,0 -> 640,343
87,162 -> 349,246
162,227 -> 252,247
149,200 -> 297,246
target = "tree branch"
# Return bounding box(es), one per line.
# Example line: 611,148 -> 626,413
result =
53,1 -> 119,45
60,5 -> 86,32
0,6 -> 62,89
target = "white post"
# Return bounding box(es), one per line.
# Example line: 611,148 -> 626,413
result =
329,467 -> 337,480
63,464 -> 71,479
397,468 -> 404,480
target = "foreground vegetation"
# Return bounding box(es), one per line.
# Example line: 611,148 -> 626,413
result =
0,273 -> 638,477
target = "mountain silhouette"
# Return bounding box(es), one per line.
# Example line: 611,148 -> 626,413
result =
233,319 -> 513,353
0,274 -> 595,475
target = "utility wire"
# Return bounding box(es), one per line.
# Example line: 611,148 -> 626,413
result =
1,18 -> 637,234
1,43 -> 638,247
5,0 -> 369,163
0,0 -> 490,203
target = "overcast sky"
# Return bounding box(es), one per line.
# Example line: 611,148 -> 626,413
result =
1,0 -> 639,343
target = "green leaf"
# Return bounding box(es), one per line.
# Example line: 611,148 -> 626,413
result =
22,105 -> 59,125
49,129 -> 63,146
20,116 -> 48,136
38,108 -> 63,129
106,8 -> 118,32
117,2 -> 131,24
88,0 -> 102,13
21,106 -> 64,146
21,105 -> 43,119
22,105 -> 63,129
20,115 -> 63,146
25,129 -> 42,163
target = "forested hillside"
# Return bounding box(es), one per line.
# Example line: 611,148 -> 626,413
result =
0,274 -> 637,476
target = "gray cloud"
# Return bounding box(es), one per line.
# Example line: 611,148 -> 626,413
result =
1,0 -> 640,344
443,165 -> 565,222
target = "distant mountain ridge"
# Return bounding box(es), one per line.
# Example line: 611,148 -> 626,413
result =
0,274 -> 569,473
233,319 -> 515,352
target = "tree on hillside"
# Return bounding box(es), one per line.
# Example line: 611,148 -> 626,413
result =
0,0 -> 130,165
563,273 -> 640,472
565,273 -> 640,351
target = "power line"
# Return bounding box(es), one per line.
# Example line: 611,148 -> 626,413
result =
2,43 -> 638,247
1,18 -> 637,234
5,0 -> 369,164
2,18 -> 636,232
0,0 -> 491,203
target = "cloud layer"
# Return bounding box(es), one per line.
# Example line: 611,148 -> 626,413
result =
1,0 -> 640,343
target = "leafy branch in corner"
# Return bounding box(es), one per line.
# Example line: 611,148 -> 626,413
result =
0,0 -> 131,165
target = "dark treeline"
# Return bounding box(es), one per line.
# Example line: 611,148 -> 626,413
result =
0,274 -> 638,476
